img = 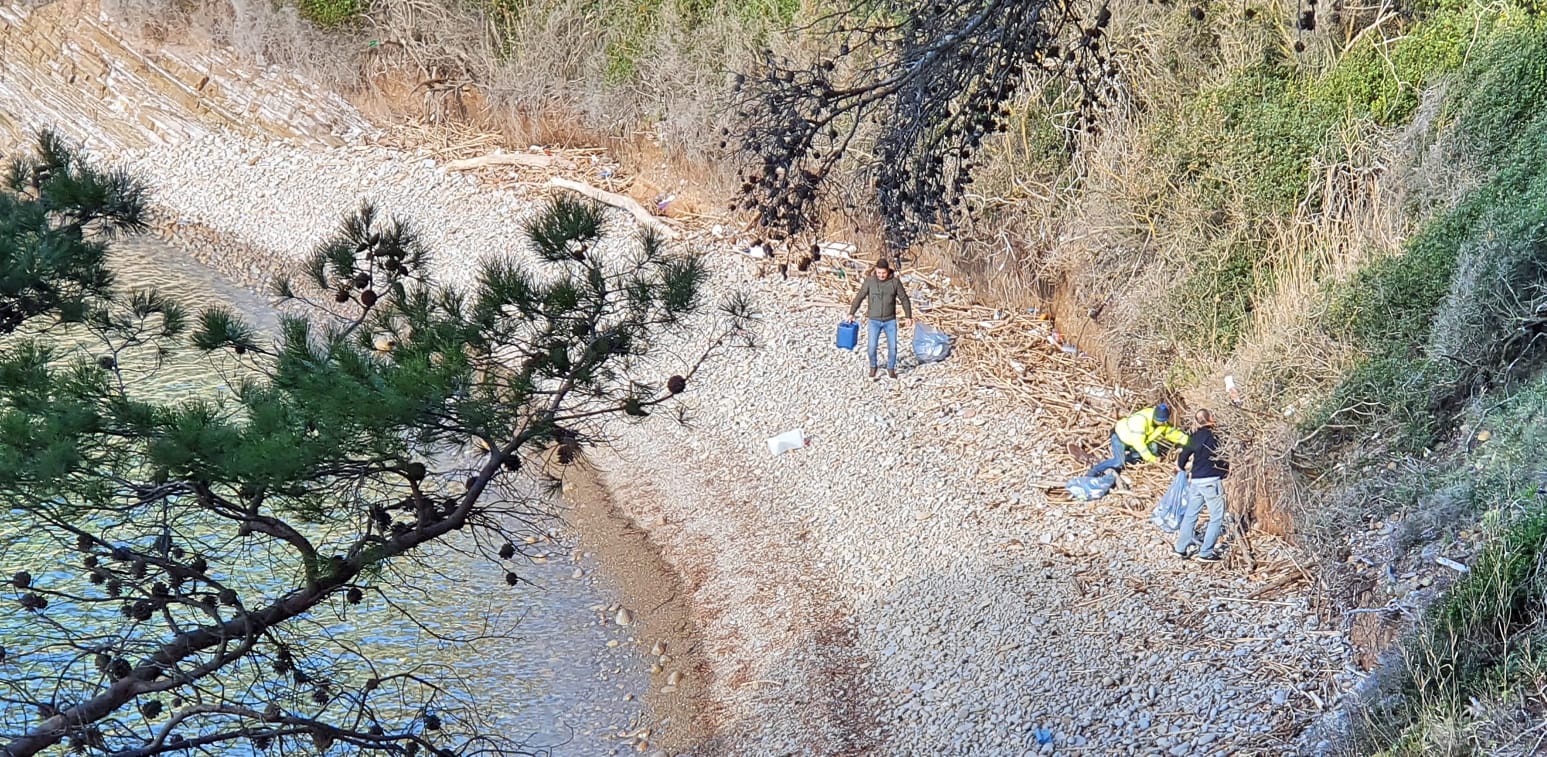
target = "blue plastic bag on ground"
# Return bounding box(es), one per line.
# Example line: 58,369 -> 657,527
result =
1066,471 -> 1117,501
1150,471 -> 1189,533
912,323 -> 952,363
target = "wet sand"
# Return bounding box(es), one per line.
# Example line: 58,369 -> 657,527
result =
559,460 -> 716,755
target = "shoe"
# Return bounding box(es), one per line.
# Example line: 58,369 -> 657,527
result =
1196,553 -> 1222,563
1173,550 -> 1191,560
888,369 -> 898,379
868,367 -> 877,380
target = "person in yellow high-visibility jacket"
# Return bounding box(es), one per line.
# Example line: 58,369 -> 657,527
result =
1087,403 -> 1189,477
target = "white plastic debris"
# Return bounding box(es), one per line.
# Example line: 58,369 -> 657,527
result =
766,429 -> 807,455
1435,556 -> 1470,573
816,241 -> 857,259
1225,375 -> 1242,405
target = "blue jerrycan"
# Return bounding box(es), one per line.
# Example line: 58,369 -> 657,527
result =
835,320 -> 859,350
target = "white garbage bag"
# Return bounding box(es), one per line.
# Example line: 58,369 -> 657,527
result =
766,428 -> 806,455
913,323 -> 952,363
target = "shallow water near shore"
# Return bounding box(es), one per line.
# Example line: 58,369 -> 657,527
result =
0,236 -> 662,755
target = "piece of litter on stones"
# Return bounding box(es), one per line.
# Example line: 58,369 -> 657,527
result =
1435,556 -> 1469,573
766,428 -> 808,455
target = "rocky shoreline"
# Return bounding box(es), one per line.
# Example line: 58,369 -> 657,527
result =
88,128 -> 1359,755
0,3 -> 1371,753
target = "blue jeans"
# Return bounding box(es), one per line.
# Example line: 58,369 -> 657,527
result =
867,318 -> 898,371
1176,476 -> 1226,557
1089,434 -> 1159,477
1088,434 -> 1127,476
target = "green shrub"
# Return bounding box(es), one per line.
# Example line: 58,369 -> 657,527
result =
1444,20 -> 1547,158
1351,379 -> 1547,752
1331,212 -> 1469,352
1149,62 -> 1341,358
1171,237 -> 1265,353
1303,354 -> 1448,450
727,0 -> 801,24
295,0 -> 361,27
1165,61 -> 1339,219
1433,508 -> 1547,645
1367,505 -> 1547,749
1425,198 -> 1547,387
1315,16 -> 1547,449
1310,11 -> 1473,125
599,0 -> 800,84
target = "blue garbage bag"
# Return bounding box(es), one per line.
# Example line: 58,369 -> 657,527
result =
1150,471 -> 1189,533
912,323 -> 952,363
1066,471 -> 1117,502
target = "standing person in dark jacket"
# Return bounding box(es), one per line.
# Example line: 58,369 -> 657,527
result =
1175,409 -> 1229,562
845,258 -> 914,379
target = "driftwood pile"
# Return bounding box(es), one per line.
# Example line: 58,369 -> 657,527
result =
382,124 -> 679,240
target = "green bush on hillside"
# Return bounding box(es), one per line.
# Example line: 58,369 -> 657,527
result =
1149,61 -> 1338,356
1305,354 -> 1452,449
1172,235 -> 1265,354
1427,197 -> 1547,387
600,0 -> 799,83
1444,17 -> 1547,157
1316,21 -> 1547,449
1152,0 -> 1543,368
1161,61 -> 1338,220
1350,379 -> 1547,753
1310,12 -> 1472,126
1332,211 -> 1471,352
296,0 -> 362,27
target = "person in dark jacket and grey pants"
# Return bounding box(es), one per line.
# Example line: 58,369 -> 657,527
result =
1175,408 -> 1229,562
845,258 -> 914,379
